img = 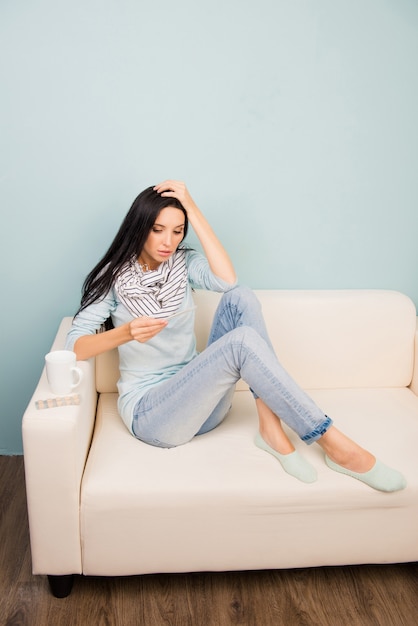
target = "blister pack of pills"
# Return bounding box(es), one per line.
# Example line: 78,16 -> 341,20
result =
35,394 -> 81,410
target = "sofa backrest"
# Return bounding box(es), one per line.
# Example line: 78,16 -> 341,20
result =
95,289 -> 416,393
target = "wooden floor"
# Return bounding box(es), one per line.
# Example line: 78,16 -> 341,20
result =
1,456 -> 417,626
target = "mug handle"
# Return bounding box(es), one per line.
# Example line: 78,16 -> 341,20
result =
70,366 -> 83,389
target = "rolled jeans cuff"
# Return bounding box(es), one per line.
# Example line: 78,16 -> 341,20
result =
300,415 -> 333,445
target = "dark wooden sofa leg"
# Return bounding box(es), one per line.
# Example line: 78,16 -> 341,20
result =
48,574 -> 75,598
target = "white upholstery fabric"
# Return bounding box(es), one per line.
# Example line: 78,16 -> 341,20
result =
81,387 -> 418,575
22,290 -> 418,577
22,320 -> 97,574
411,318 -> 418,395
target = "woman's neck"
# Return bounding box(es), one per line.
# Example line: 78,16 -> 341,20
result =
137,257 -> 160,272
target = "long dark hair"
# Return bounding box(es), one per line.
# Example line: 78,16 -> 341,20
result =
76,186 -> 189,315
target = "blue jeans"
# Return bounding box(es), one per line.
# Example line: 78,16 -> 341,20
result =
132,286 -> 332,448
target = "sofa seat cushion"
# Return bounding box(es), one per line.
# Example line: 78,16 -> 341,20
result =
80,389 -> 418,576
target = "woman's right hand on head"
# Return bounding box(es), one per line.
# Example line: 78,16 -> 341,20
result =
129,316 -> 168,343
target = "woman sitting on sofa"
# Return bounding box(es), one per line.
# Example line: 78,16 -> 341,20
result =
66,180 -> 406,492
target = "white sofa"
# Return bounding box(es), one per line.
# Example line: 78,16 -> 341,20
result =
22,289 -> 418,597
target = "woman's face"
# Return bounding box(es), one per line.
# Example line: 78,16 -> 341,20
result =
140,207 -> 185,269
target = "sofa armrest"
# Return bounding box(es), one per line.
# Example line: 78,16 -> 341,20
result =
410,317 -> 418,396
22,318 -> 97,575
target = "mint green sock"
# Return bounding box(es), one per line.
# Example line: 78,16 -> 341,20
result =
255,433 -> 317,484
325,456 -> 407,492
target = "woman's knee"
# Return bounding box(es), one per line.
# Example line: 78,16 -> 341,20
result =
221,285 -> 261,310
227,325 -> 261,347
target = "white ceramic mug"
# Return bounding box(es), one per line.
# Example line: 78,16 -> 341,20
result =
45,350 -> 83,395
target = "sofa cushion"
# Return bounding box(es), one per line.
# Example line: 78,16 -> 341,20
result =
80,387 -> 418,576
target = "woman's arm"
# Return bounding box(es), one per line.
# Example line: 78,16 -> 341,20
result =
153,180 -> 237,285
73,317 -> 168,360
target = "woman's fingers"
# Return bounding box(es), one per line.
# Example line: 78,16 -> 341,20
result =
154,180 -> 188,201
129,317 -> 167,343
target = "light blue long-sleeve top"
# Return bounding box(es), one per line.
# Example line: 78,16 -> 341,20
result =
65,249 -> 236,434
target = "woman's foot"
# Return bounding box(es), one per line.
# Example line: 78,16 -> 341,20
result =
318,426 -> 406,492
254,398 -> 317,482
318,426 -> 375,471
255,433 -> 318,484
324,456 -> 407,492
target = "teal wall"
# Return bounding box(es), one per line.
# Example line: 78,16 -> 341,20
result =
1,0 -> 417,454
